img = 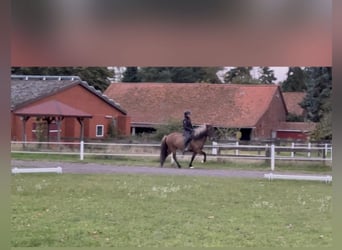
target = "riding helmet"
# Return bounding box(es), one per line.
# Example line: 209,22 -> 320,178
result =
184,110 -> 191,116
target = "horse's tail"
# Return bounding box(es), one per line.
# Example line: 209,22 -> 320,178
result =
160,135 -> 169,167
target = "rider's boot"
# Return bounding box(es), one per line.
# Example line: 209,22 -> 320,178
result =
183,143 -> 189,154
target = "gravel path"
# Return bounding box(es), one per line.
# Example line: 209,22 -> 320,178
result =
12,160 -> 332,181
11,160 -> 271,179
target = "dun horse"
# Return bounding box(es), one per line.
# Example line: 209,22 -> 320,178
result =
160,124 -> 215,168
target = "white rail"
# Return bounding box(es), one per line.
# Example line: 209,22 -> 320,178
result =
11,140 -> 332,172
12,167 -> 62,174
264,173 -> 332,183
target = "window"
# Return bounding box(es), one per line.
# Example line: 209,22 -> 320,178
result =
96,125 -> 104,137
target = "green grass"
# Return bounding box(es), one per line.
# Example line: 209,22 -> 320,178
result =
11,173 -> 332,247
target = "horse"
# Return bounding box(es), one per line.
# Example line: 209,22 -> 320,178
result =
160,124 -> 215,168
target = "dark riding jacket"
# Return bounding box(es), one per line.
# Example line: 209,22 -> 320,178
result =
183,117 -> 193,135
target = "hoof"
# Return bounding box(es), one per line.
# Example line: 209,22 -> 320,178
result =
189,166 -> 194,169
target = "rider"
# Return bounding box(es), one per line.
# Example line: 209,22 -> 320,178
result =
183,110 -> 194,152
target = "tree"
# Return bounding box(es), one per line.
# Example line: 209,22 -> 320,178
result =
200,67 -> 223,83
281,67 -> 306,92
169,67 -> 221,83
223,67 -> 257,84
311,105 -> 331,140
286,113 -> 304,122
310,98 -> 331,140
301,67 -> 332,140
169,67 -> 195,82
139,67 -> 172,82
12,67 -> 51,75
11,67 -> 113,91
121,67 -> 142,82
73,67 -> 113,91
136,67 -> 222,83
258,67 -> 277,84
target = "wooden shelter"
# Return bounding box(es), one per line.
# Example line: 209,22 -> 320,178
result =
11,75 -> 131,142
14,100 -> 92,142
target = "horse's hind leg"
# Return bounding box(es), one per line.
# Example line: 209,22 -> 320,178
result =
160,151 -> 170,168
172,152 -> 182,168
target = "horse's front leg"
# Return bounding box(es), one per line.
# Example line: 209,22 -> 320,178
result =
189,152 -> 197,168
172,152 -> 182,168
201,151 -> 206,163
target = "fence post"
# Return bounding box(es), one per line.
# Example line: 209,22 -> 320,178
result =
324,143 -> 328,159
271,144 -> 275,171
80,140 -> 84,160
235,141 -> 239,156
291,142 -> 295,158
265,143 -> 269,165
212,141 -> 218,155
307,142 -> 311,157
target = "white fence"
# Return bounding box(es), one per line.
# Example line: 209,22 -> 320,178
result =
12,167 -> 62,174
264,173 -> 332,183
11,140 -> 332,171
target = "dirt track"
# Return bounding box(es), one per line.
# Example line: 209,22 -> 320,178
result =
11,159 -> 330,180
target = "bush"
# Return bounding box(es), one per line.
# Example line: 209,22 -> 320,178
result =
153,119 -> 182,140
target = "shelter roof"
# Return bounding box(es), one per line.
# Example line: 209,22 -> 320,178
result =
11,75 -> 126,114
13,100 -> 92,118
282,92 -> 306,116
104,83 -> 285,128
277,122 -> 316,132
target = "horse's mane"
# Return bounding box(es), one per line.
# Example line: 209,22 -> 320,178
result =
192,124 -> 209,139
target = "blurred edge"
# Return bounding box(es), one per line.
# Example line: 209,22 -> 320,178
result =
4,1 -> 338,250
0,0 -> 11,249
11,0 -> 332,66
332,0 -> 341,248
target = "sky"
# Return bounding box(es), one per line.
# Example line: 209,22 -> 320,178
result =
270,67 -> 289,82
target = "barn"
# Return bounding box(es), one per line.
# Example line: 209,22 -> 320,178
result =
282,92 -> 306,117
11,75 -> 131,142
276,122 -> 316,141
104,83 -> 289,140
278,92 -> 316,140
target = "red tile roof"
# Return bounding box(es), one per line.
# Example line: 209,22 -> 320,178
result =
11,75 -> 126,114
14,100 -> 92,118
277,122 -> 316,132
282,92 -> 306,116
104,83 -> 283,128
